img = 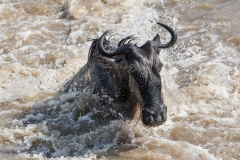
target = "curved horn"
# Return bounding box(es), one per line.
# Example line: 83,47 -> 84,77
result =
97,30 -> 129,57
146,23 -> 177,48
118,35 -> 136,47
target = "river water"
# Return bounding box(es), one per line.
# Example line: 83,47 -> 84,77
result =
0,0 -> 240,159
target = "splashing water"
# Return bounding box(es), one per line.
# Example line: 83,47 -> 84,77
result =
0,0 -> 240,159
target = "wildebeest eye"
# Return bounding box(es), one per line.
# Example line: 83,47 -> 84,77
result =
156,61 -> 163,71
152,65 -> 161,77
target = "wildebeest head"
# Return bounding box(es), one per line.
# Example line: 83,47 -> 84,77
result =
94,23 -> 177,126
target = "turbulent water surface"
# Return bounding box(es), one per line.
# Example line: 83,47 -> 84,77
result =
0,0 -> 240,159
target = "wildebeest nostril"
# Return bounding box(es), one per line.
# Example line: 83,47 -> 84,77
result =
148,116 -> 154,123
155,113 -> 163,122
142,106 -> 168,126
161,112 -> 167,121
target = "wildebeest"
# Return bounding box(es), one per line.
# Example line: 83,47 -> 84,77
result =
64,23 -> 177,127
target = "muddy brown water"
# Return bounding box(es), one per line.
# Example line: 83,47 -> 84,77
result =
0,0 -> 240,159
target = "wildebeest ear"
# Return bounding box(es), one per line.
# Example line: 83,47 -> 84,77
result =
153,34 -> 161,54
91,55 -> 116,68
153,34 -> 160,42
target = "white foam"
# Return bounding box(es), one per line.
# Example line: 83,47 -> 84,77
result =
1,0 -> 240,159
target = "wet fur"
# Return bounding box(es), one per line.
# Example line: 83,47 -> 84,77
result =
63,34 -> 168,126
